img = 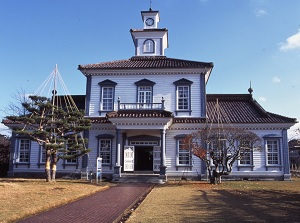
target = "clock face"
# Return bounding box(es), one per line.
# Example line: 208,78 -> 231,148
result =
145,18 -> 154,26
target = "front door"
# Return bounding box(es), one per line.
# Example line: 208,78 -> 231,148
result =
124,146 -> 134,171
135,146 -> 153,171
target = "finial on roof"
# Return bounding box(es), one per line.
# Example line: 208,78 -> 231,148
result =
149,0 -> 152,11
248,81 -> 253,95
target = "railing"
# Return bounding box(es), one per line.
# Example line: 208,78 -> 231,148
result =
117,97 -> 165,110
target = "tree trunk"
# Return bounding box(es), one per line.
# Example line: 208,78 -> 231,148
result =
45,148 -> 51,182
51,153 -> 57,181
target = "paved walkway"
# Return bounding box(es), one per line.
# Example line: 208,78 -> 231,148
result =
18,183 -> 153,223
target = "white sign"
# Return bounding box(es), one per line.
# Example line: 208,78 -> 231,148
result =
96,157 -> 102,183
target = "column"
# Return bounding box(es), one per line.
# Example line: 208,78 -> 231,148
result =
160,129 -> 167,179
113,129 -> 122,179
282,129 -> 291,180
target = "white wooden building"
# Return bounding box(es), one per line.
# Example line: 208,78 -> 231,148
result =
4,8 -> 297,181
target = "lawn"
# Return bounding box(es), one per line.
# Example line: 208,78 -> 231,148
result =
127,179 -> 300,223
0,178 -> 110,223
2,178 -> 300,223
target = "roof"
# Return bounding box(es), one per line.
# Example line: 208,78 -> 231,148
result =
78,56 -> 214,70
204,94 -> 297,124
130,28 -> 168,32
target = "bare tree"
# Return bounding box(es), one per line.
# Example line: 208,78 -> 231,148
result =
182,127 -> 261,184
1,88 -> 32,116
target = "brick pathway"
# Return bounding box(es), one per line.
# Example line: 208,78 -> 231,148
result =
18,184 -> 153,223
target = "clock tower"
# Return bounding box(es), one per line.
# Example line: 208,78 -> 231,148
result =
130,8 -> 168,56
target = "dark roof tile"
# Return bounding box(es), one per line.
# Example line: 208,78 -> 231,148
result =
206,94 -> 296,124
78,56 -> 214,70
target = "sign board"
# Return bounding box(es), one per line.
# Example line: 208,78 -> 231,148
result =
96,157 -> 102,184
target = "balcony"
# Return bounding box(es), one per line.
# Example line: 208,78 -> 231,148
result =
117,97 -> 165,110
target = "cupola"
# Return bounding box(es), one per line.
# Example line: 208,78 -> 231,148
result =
130,8 -> 168,56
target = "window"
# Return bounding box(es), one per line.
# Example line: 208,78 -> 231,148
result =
102,87 -> 114,111
208,139 -> 226,161
135,79 -> 155,108
143,39 -> 154,53
98,80 -> 117,113
40,148 -> 46,163
18,139 -> 30,163
177,139 -> 191,166
177,86 -> 189,110
66,151 -> 77,164
239,140 -> 252,165
138,86 -> 152,108
266,140 -> 279,165
173,78 -> 193,114
99,139 -> 111,164
97,134 -> 114,165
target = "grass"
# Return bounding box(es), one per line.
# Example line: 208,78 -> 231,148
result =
127,178 -> 300,223
2,178 -> 300,223
0,178 -> 111,223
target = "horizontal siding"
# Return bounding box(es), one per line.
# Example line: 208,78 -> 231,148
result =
166,129 -> 202,175
89,73 -> 203,117
87,129 -> 116,174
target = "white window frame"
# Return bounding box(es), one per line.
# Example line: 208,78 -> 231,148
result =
177,139 -> 191,166
40,148 -> 46,163
177,86 -> 189,110
66,151 -> 77,164
17,139 -> 30,163
143,39 -> 155,53
239,140 -> 253,165
138,86 -> 152,108
99,139 -> 112,165
101,87 -> 114,111
266,139 -> 280,165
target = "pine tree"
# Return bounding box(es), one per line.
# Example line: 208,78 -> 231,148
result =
6,95 -> 91,182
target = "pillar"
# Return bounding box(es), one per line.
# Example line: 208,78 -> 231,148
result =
160,129 -> 167,179
113,129 -> 122,179
282,129 -> 291,180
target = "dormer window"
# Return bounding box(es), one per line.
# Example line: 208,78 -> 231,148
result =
143,39 -> 155,53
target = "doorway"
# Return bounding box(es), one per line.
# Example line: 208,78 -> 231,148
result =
134,146 -> 153,171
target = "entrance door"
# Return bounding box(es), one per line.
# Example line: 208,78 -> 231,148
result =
124,146 -> 134,171
135,146 -> 153,171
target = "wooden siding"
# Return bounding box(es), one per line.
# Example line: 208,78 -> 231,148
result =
13,141 -> 82,174
89,73 -> 204,117
87,129 -> 116,174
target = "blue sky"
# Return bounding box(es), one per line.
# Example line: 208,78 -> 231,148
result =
1,0 -> 300,138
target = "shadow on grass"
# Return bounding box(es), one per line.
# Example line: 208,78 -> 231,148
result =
183,188 -> 300,222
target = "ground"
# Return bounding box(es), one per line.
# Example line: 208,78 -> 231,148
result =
126,180 -> 300,223
1,178 -> 300,223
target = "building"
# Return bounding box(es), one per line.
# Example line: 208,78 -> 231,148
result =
3,8 -> 297,181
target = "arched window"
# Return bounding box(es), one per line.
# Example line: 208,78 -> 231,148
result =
143,39 -> 154,53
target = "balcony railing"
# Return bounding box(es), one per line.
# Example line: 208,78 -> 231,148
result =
117,97 -> 165,110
